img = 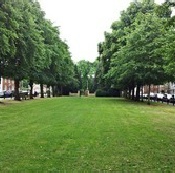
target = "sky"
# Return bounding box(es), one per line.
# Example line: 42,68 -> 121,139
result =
38,0 -> 165,63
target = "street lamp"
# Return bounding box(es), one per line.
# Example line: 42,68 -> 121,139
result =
85,75 -> 90,97
86,74 -> 91,90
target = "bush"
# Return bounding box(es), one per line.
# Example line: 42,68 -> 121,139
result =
107,88 -> 121,97
95,89 -> 108,97
95,88 -> 121,97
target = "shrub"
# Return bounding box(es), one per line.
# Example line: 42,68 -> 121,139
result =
107,88 -> 121,97
95,88 -> 121,97
95,89 -> 108,97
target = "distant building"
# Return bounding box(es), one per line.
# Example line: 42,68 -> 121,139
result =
0,77 -> 15,92
168,82 -> 175,94
142,83 -> 175,94
143,84 -> 168,94
32,84 -> 47,94
0,77 -> 48,95
0,77 -> 2,92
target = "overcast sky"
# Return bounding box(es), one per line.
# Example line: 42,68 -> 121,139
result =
38,0 -> 165,63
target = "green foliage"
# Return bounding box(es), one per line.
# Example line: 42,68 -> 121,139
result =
95,88 -> 120,97
0,0 -> 75,99
95,89 -> 108,97
97,0 -> 175,102
76,60 -> 96,92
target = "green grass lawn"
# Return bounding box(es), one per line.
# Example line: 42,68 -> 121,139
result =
0,98 -> 175,171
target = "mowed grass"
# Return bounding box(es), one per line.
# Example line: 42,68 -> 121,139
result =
0,98 -> 175,171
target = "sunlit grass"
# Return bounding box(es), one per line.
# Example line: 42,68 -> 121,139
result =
0,98 -> 175,171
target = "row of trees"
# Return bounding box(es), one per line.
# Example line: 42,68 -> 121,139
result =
0,0 -> 75,100
96,0 -> 175,104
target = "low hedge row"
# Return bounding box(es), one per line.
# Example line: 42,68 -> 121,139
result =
95,89 -> 121,97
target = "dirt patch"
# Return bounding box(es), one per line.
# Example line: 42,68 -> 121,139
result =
0,100 -> 22,106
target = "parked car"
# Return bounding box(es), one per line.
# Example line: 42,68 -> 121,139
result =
170,95 -> 175,105
142,93 -> 148,99
0,90 -> 13,98
162,93 -> 173,103
150,92 -> 156,101
19,90 -> 29,100
5,90 -> 13,98
5,91 -> 11,98
142,93 -> 156,101
155,93 -> 164,102
0,91 -> 4,98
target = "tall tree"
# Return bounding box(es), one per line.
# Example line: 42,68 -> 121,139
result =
76,60 -> 95,92
99,1 -> 173,103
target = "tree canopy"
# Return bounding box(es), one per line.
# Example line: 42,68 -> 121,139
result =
96,1 -> 175,103
0,0 -> 75,100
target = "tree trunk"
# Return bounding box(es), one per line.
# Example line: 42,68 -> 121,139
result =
132,87 -> 135,100
60,85 -> 63,96
128,88 -> 131,99
123,90 -> 127,98
147,84 -> 151,105
14,79 -> 21,101
40,83 -> 44,98
52,85 -> 55,97
136,85 -> 141,101
29,80 -> 33,99
141,86 -> 144,102
47,87 -> 51,98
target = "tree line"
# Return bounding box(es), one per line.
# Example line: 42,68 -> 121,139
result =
0,0 -> 76,100
96,0 -> 175,104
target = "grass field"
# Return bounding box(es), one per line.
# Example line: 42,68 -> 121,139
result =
0,98 -> 175,171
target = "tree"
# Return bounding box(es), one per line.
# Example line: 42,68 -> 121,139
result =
76,60 -> 95,92
0,1 -> 48,100
51,40 -> 74,96
97,2 -> 155,93
0,2 -> 19,88
114,13 -> 168,103
100,1 -> 173,104
156,2 -> 175,81
0,2 -> 18,75
0,0 -> 74,100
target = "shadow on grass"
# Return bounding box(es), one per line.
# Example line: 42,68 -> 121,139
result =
105,97 -> 170,107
